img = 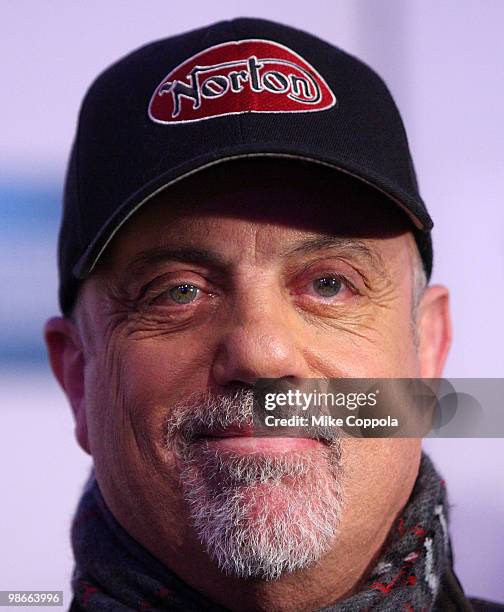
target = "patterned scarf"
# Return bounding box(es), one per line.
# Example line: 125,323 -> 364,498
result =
70,453 -> 453,611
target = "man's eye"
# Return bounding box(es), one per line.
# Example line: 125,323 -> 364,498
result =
312,276 -> 343,298
168,284 -> 201,304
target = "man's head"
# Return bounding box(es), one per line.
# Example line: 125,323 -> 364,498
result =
45,157 -> 450,584
44,17 -> 451,598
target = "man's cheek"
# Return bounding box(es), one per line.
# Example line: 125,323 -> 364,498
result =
118,335 -> 214,403
83,336 -> 140,463
304,320 -> 416,378
88,338 -> 202,457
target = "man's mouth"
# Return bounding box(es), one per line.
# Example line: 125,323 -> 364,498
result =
194,425 -> 326,453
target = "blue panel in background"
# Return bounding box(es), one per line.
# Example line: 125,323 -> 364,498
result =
0,181 -> 61,364
0,183 -> 61,228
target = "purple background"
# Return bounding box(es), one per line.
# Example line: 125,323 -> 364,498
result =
1,1 -> 503,605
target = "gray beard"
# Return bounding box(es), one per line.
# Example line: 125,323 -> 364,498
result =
166,389 -> 344,581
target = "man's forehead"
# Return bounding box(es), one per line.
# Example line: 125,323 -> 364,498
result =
114,237 -> 390,286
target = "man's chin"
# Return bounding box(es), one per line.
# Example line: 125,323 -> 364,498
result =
178,442 -> 344,581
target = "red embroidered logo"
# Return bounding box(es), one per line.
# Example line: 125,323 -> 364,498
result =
148,39 -> 336,124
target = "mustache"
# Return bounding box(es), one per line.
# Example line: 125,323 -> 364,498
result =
164,388 -> 341,450
165,389 -> 253,449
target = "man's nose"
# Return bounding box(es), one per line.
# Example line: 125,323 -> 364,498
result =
211,294 -> 306,386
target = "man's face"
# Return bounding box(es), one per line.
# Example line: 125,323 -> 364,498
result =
56,159 -> 449,583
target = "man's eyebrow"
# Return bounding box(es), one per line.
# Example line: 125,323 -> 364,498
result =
119,246 -> 229,283
284,236 -> 386,271
116,238 -> 385,287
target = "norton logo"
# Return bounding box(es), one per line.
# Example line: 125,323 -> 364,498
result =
148,39 -> 336,124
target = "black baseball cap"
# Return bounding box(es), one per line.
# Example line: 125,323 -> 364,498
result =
58,17 -> 433,315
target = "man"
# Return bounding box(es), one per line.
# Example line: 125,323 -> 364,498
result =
44,17 -> 497,611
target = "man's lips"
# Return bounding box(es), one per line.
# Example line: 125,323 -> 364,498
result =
194,425 -> 325,452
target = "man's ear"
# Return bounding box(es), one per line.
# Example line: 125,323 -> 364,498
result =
416,285 -> 452,378
44,316 -> 90,454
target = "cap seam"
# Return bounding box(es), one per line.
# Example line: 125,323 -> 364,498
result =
229,19 -> 246,145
